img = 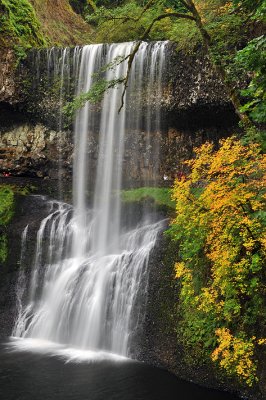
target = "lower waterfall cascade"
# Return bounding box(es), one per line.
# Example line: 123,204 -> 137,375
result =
12,41 -> 168,358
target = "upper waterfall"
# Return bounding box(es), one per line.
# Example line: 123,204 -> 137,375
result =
13,41 -> 168,358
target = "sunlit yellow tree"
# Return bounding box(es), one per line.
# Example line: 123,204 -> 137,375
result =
170,137 -> 266,385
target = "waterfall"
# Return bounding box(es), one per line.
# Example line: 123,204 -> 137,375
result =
13,42 -> 168,358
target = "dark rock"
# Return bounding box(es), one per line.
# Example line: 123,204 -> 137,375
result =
0,192 -> 51,338
0,48 -> 18,104
139,232 -> 265,400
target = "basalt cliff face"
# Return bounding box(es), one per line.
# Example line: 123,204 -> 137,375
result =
141,235 -> 266,400
0,48 -> 18,104
0,44 -> 238,181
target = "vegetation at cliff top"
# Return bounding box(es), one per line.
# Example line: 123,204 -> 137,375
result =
85,0 -> 264,48
169,137 -> 266,386
1,0 -> 262,125
0,0 -> 47,60
27,0 -> 92,46
0,0 -> 92,60
66,0 -> 265,125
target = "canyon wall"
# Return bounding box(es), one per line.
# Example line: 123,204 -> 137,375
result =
0,44 -> 238,182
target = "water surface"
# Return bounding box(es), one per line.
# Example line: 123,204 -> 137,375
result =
0,340 -> 239,400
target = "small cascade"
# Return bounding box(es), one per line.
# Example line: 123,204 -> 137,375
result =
13,201 -> 164,354
14,41 -> 168,358
13,225 -> 29,337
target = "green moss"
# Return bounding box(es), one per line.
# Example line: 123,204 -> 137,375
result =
0,235 -> 8,264
0,185 -> 15,226
0,0 -> 47,61
121,187 -> 175,209
0,185 -> 14,264
0,184 -> 35,264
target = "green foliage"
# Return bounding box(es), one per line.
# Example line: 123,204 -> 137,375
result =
121,187 -> 175,209
87,2 -> 152,42
232,0 -> 266,19
235,35 -> 266,123
0,235 -> 8,265
0,185 -> 14,265
95,0 -> 131,6
63,77 -> 125,117
162,18 -> 199,51
241,126 -> 266,153
86,0 -> 191,42
0,184 -> 35,264
0,0 -> 47,60
85,0 -> 248,50
0,186 -> 14,226
207,13 -> 248,66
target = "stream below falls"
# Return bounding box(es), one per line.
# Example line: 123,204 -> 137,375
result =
0,341 -> 239,400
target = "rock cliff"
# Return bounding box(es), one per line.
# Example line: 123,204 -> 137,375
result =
0,44 -> 239,180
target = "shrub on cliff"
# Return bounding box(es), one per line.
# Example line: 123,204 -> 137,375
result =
169,137 -> 266,386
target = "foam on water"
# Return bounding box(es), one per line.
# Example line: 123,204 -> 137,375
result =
8,337 -> 129,363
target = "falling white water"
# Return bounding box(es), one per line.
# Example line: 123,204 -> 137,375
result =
35,47 -> 82,198
13,42 -> 168,358
92,43 -> 134,255
13,225 -> 28,336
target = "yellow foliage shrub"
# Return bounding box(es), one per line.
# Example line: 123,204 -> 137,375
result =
170,137 -> 266,385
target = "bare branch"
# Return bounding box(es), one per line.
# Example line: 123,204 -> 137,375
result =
104,15 -> 138,22
118,42 -> 142,113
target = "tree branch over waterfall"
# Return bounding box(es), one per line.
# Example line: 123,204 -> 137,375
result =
117,0 -> 252,125
118,11 -> 196,112
73,0 -> 257,126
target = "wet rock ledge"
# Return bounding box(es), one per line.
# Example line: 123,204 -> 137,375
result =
0,43 -> 239,180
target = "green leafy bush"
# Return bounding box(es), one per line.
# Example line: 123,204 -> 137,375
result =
235,36 -> 266,124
